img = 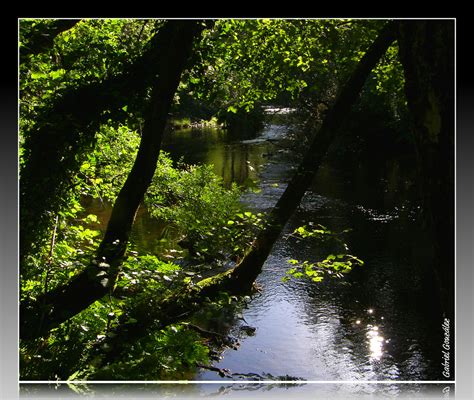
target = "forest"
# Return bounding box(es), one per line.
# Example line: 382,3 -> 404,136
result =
19,18 -> 454,387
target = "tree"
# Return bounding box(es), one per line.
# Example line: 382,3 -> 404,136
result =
96,20 -> 456,370
225,21 -> 398,290
186,19 -> 385,116
20,19 -> 454,358
20,20 -> 162,269
20,20 -> 204,340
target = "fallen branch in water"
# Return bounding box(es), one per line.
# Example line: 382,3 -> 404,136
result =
196,362 -> 232,378
182,322 -> 239,348
196,362 -> 306,381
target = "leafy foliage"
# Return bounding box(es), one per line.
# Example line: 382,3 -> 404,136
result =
86,324 -> 209,380
20,19 -> 157,134
20,251 -> 210,381
283,224 -> 363,283
147,162 -> 264,262
20,207 -> 101,292
78,124 -> 141,203
186,20 -> 386,113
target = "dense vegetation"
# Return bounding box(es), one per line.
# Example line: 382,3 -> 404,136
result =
19,19 -> 453,382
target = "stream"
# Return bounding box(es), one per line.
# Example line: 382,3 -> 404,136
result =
85,112 -> 445,390
180,122 -> 443,383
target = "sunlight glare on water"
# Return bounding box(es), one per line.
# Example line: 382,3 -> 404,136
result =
366,325 -> 384,361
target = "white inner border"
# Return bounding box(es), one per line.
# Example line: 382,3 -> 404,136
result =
17,16 -> 457,387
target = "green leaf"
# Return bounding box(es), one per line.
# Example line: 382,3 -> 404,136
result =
49,69 -> 65,80
85,214 -> 98,223
67,370 -> 81,381
30,71 -> 46,79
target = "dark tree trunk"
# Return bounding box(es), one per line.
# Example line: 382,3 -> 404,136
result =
397,21 -> 455,319
20,20 -> 204,341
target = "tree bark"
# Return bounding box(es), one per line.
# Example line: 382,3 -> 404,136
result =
20,20 -> 204,341
397,20 -> 455,319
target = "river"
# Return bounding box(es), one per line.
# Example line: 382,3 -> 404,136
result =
166,121 -> 443,381
80,112 -> 448,397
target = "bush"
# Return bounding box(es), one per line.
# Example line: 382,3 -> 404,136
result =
147,162 -> 264,262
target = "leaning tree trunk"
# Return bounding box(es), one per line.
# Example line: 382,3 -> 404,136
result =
20,20 -> 204,341
224,21 -> 398,291
397,20 -> 455,319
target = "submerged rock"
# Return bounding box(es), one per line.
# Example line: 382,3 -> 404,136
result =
239,325 -> 257,335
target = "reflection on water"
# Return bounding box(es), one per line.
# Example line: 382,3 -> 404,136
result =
161,125 -> 286,189
83,124 -> 285,253
19,383 -> 455,399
